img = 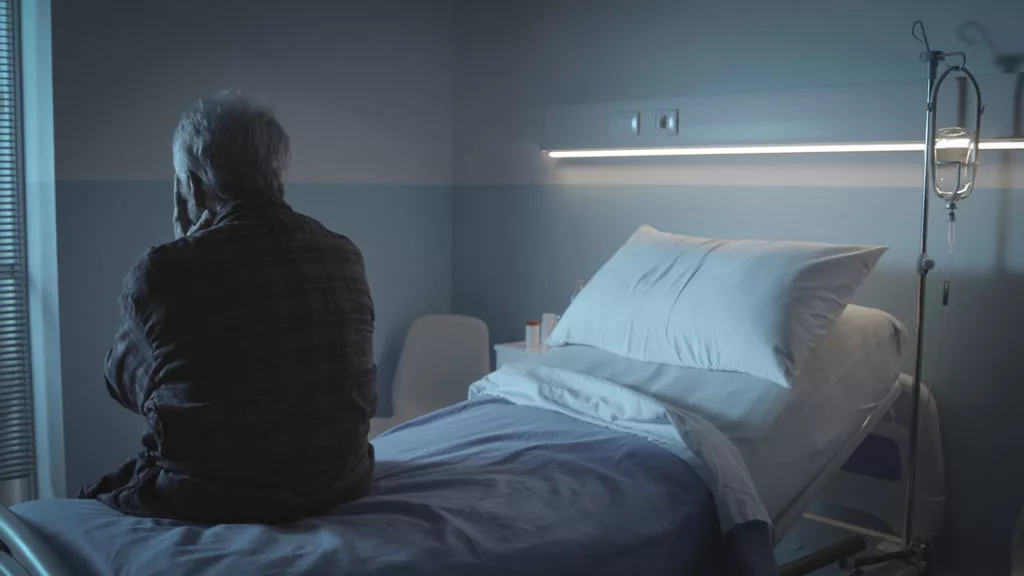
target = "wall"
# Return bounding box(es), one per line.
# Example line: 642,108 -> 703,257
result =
452,0 -> 1024,572
51,0 -> 453,495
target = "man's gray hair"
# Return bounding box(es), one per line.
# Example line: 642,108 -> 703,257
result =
173,91 -> 290,203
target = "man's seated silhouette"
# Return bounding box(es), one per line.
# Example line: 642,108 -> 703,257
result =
80,91 -> 378,524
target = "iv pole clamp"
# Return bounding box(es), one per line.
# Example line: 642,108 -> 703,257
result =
845,21 -> 984,576
918,254 -> 936,276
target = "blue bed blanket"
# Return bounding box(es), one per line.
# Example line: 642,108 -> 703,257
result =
13,395 -> 774,575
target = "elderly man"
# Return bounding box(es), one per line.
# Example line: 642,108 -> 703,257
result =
80,92 -> 377,524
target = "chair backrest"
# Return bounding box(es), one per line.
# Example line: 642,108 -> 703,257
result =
390,314 -> 490,423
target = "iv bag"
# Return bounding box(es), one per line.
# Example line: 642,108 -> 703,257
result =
933,126 -> 977,203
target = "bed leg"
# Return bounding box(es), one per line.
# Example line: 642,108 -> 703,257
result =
777,536 -> 866,576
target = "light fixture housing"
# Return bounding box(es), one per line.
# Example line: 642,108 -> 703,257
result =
545,139 -> 1024,159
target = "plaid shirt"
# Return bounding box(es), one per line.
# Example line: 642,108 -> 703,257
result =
84,198 -> 377,524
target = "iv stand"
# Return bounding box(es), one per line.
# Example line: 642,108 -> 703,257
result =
840,46 -> 940,576
847,47 -> 944,576
848,31 -> 984,573
778,22 -> 985,576
901,42 -> 940,564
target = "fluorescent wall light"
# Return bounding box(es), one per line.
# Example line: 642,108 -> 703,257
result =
979,140 -> 1024,151
546,139 -> 1024,159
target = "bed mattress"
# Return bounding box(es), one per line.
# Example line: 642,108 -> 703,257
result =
12,397 -> 773,576
506,304 -> 904,537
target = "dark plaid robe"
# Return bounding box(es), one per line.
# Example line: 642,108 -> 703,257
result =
82,198 -> 377,524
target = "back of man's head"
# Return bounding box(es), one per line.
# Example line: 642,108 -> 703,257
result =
173,91 -> 291,205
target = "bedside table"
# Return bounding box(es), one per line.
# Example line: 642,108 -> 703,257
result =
494,342 -> 550,368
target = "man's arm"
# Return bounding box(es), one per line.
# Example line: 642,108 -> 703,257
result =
104,256 -> 160,414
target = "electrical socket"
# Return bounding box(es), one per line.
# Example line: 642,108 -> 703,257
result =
652,109 -> 678,135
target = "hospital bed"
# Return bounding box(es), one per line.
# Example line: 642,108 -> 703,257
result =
0,302 -> 916,576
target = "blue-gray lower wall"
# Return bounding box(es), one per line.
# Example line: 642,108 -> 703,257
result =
57,181 -> 452,494
452,183 -> 1024,572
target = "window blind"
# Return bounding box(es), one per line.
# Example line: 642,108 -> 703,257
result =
0,0 -> 33,484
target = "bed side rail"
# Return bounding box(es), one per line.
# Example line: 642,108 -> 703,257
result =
777,536 -> 866,576
0,505 -> 70,576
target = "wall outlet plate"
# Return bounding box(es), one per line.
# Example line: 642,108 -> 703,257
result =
652,109 -> 678,135
610,110 -> 640,135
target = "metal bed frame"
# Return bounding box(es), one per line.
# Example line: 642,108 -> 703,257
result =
0,504 -> 69,576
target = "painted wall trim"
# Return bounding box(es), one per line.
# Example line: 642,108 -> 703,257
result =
22,0 -> 66,499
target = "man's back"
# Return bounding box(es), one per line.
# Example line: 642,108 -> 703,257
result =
89,198 -> 377,523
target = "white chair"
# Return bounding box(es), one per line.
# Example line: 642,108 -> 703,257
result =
370,314 -> 490,439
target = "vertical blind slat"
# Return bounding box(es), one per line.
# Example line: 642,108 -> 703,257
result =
0,0 -> 35,482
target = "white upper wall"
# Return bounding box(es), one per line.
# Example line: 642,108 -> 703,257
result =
454,0 -> 1024,185
53,0 -> 453,185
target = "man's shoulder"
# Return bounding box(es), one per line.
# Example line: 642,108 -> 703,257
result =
288,211 -> 365,258
125,210 -> 365,284
122,239 -> 188,294
322,229 -> 363,258
142,236 -> 195,267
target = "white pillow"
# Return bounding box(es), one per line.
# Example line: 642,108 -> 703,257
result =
531,304 -> 905,436
546,225 -> 887,387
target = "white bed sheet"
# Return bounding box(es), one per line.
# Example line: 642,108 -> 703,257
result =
521,308 -> 903,527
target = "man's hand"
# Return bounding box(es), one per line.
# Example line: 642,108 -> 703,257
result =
173,179 -> 215,238
187,210 -> 214,236
173,180 -> 192,239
